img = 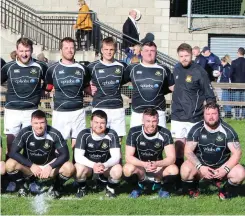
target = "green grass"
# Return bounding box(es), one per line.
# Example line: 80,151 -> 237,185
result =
1,117 -> 245,215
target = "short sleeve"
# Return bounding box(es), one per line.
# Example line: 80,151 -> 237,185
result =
126,128 -> 136,147
123,65 -> 132,84
75,130 -> 88,150
108,129 -> 121,149
226,127 -> 239,143
160,128 -> 174,147
186,125 -> 200,142
82,65 -> 91,87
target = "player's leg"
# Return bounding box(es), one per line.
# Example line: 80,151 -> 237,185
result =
0,161 -> 6,175
47,161 -> 75,198
103,164 -> 122,197
123,163 -> 147,198
219,164 -> 245,200
130,111 -> 143,128
157,110 -> 166,128
180,160 -> 200,198
74,163 -> 93,197
158,164 -> 179,198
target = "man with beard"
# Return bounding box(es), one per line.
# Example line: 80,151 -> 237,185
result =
171,43 -> 216,188
181,102 -> 245,199
1,38 -> 48,155
45,37 -> 91,149
74,110 -> 122,198
123,108 -> 178,198
5,110 -> 74,198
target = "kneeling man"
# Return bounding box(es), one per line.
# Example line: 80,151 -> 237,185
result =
123,108 -> 178,198
74,110 -> 122,198
6,110 -> 74,198
181,102 -> 245,199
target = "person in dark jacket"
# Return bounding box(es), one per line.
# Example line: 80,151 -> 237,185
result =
230,47 -> 245,119
220,56 -> 232,117
171,43 -> 216,187
122,10 -> 140,49
1,58 -> 6,69
202,46 -> 221,81
192,46 -> 207,69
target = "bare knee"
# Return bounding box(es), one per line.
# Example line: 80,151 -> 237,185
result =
229,164 -> 245,184
163,164 -> 179,176
0,161 -> 6,175
180,161 -> 195,180
123,163 -> 136,177
75,163 -> 91,179
110,164 -> 123,180
5,158 -> 19,172
60,161 -> 75,177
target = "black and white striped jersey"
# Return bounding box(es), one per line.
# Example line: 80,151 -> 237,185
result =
187,120 -> 239,168
45,60 -> 90,111
75,128 -> 121,163
1,59 -> 47,110
126,126 -> 174,161
88,60 -> 125,109
124,63 -> 174,113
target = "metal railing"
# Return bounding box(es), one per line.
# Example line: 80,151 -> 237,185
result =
1,0 -> 178,70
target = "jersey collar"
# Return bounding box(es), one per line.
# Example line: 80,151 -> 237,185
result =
142,126 -> 159,140
204,121 -> 221,133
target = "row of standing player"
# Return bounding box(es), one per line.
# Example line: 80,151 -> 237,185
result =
1,36 -> 244,199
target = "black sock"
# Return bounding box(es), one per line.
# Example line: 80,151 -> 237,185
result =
162,175 -> 178,191
223,179 -> 238,192
7,170 -> 22,182
77,180 -> 86,189
54,174 -> 69,189
182,180 -> 199,194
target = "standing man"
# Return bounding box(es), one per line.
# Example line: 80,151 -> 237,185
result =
45,37 -> 90,149
123,108 -> 178,198
171,43 -> 216,186
192,46 -> 208,70
88,37 -> 127,140
74,110 -> 122,198
202,46 -> 221,81
122,9 -> 140,49
230,47 -> 245,119
181,102 -> 245,199
125,41 -> 174,128
5,110 -> 74,198
1,38 -> 47,155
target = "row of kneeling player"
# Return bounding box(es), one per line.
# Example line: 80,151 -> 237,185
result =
1,104 -> 245,199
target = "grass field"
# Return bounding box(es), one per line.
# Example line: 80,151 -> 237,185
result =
1,117 -> 245,215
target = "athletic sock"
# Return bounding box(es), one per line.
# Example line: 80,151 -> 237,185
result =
107,177 -> 120,193
162,175 -> 178,191
54,174 -> 69,190
175,158 -> 184,189
182,180 -> 199,194
76,179 -> 86,189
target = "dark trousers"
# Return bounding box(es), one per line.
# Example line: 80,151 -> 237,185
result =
76,29 -> 92,50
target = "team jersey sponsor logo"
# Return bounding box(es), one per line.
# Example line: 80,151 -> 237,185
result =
88,143 -> 94,148
155,71 -> 162,76
203,147 -> 220,152
141,152 -> 154,157
140,83 -> 159,89
115,68 -> 121,74
59,70 -> 65,74
30,68 -> 37,74
136,71 -> 142,74
154,142 -> 161,148
102,80 -> 119,86
75,70 -> 81,75
101,142 -> 108,149
185,75 -> 192,83
43,142 -> 50,149
14,69 -> 20,73
216,147 -> 221,152
140,141 -> 146,146
60,78 -> 81,84
30,142 -> 35,146
30,152 -> 44,157
14,78 -> 37,84
98,69 -> 105,73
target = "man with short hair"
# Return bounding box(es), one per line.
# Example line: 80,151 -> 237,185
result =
202,46 -> 221,81
74,110 -> 122,198
45,37 -> 91,149
181,102 -> 245,199
1,38 -> 48,156
192,46 -> 208,69
88,37 -> 127,140
124,41 -> 174,128
171,43 -> 216,187
5,110 -> 74,198
230,47 -> 245,119
123,108 -> 178,198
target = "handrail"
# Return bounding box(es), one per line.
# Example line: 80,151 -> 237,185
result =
1,0 -> 178,70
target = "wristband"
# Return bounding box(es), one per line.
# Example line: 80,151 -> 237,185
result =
224,165 -> 230,173
196,163 -> 202,170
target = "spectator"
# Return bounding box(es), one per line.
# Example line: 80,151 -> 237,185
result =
125,44 -> 141,64
73,0 -> 92,50
122,9 -> 140,49
202,46 -> 221,81
140,33 -> 155,44
37,53 -> 48,63
230,47 -> 245,119
1,58 -> 6,68
10,50 -> 17,60
220,56 -> 232,118
192,46 -> 207,69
